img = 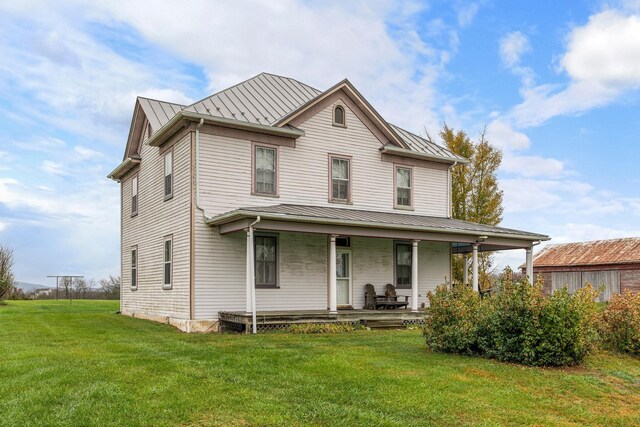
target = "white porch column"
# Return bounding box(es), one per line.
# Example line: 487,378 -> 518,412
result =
462,253 -> 469,285
328,235 -> 337,314
245,229 -> 252,314
472,243 -> 479,292
411,240 -> 419,312
526,246 -> 534,284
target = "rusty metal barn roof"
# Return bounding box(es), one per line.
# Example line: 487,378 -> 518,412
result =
533,238 -> 640,267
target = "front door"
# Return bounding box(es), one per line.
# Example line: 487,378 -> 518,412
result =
336,249 -> 352,307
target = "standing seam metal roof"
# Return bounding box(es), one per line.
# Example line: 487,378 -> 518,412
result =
209,204 -> 548,240
137,72 -> 463,162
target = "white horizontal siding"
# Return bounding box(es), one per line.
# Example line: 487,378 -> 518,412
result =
121,132 -> 191,319
194,99 -> 451,318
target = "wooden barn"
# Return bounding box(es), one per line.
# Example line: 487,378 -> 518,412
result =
524,238 -> 640,301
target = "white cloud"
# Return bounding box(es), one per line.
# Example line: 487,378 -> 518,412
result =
499,31 -> 530,68
457,3 -> 479,28
501,154 -> 565,177
510,9 -> 640,127
486,119 -> 531,151
0,221 -> 7,232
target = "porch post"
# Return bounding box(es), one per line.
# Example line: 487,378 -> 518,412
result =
411,240 -> 419,312
462,253 -> 469,285
472,243 -> 479,292
245,229 -> 252,314
526,245 -> 533,284
328,235 -> 337,314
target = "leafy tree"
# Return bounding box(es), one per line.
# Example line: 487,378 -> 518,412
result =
439,124 -> 503,289
0,245 -> 15,301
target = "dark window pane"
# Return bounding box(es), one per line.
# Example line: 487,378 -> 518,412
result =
255,147 -> 276,194
131,268 -> 136,287
395,243 -> 412,286
164,174 -> 172,196
255,235 -> 277,286
334,106 -> 344,125
164,263 -> 171,285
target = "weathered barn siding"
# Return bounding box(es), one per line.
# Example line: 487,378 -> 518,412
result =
121,129 -> 191,320
621,269 -> 640,293
193,99 -> 451,319
551,270 -> 620,301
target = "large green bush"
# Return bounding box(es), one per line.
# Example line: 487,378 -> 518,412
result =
424,272 -> 600,366
423,284 -> 481,355
600,291 -> 640,356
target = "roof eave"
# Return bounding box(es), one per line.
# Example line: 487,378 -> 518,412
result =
147,111 -> 305,147
380,145 -> 469,165
107,157 -> 140,181
206,210 -> 549,242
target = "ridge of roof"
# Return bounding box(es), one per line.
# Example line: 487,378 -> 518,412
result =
533,237 -> 640,266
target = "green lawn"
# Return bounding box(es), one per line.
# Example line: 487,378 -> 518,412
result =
1,301 -> 639,426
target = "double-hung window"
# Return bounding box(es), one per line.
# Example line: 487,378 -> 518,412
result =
163,236 -> 172,289
131,175 -> 138,216
254,145 -> 277,195
255,234 -> 278,288
164,150 -> 173,199
131,246 -> 138,290
395,166 -> 412,208
395,242 -> 412,288
330,156 -> 351,202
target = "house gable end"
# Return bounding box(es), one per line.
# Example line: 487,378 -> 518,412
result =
276,80 -> 408,149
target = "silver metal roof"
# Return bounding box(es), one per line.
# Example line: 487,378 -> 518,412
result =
207,204 -> 549,241
138,97 -> 184,132
138,72 -> 464,163
183,73 -> 321,126
390,124 -> 466,161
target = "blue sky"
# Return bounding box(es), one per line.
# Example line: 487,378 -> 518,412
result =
0,0 -> 639,284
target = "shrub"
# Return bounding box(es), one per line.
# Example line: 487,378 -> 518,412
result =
423,284 -> 481,355
288,322 -> 362,334
600,291 -> 640,356
423,271 -> 600,366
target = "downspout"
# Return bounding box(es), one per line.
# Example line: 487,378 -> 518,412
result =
249,216 -> 261,334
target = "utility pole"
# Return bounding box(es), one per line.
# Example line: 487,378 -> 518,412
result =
47,275 -> 84,302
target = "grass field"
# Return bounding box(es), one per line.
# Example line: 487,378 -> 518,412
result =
1,301 -> 640,426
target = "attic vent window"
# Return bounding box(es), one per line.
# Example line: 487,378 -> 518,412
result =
333,105 -> 346,127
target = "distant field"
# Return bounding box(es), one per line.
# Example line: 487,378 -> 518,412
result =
1,300 -> 639,426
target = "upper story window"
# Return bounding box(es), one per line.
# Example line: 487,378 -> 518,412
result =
163,236 -> 172,289
131,175 -> 138,216
333,105 -> 346,127
255,234 -> 278,288
330,155 -> 351,203
164,149 -> 173,200
131,246 -> 138,290
395,166 -> 413,209
254,145 -> 277,196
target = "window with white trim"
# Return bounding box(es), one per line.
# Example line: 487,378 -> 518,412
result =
331,157 -> 350,202
131,175 -> 138,215
254,146 -> 277,195
395,242 -> 412,289
396,166 -> 412,208
131,246 -> 138,289
164,150 -> 173,199
163,237 -> 172,288
255,234 -> 278,288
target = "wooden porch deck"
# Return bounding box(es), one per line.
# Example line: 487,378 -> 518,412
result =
218,309 -> 425,332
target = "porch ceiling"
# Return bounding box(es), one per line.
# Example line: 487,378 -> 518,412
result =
206,204 -> 549,250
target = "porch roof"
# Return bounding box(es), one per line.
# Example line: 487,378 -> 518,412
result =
206,204 -> 549,251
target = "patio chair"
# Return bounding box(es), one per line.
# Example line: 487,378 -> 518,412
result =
364,284 -> 389,310
384,283 -> 410,310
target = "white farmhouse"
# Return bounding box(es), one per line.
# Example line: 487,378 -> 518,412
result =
109,73 -> 548,332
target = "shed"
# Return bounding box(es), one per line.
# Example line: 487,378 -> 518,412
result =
523,238 -> 640,301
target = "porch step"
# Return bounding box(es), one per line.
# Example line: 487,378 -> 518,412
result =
364,319 -> 406,329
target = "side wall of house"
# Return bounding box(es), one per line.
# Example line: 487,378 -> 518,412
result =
120,130 -> 191,319
193,99 -> 451,319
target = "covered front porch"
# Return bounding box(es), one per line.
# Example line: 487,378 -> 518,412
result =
207,204 -> 549,333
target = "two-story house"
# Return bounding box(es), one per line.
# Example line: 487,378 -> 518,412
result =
108,73 -> 548,332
